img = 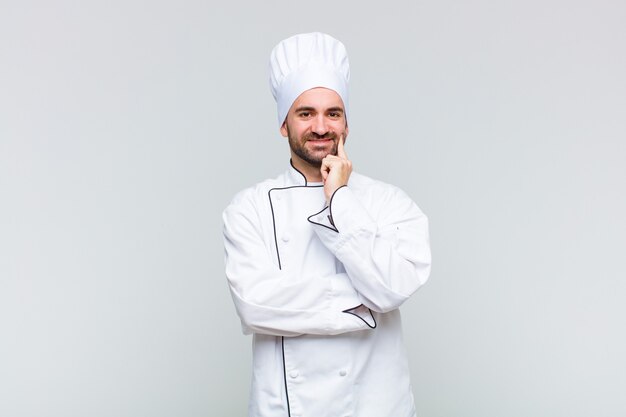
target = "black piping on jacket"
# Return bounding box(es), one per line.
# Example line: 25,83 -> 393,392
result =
268,161 -> 376,417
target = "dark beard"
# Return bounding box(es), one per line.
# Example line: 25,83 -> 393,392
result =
287,129 -> 338,167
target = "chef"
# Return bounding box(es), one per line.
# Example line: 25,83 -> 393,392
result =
222,32 -> 431,417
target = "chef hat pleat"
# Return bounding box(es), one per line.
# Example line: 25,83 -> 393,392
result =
269,32 -> 350,127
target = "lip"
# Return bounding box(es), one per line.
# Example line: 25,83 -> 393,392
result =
306,139 -> 333,147
307,138 -> 334,142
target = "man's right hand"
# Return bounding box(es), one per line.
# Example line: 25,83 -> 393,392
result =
321,135 -> 352,204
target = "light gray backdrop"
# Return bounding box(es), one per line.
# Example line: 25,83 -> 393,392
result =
1,0 -> 625,416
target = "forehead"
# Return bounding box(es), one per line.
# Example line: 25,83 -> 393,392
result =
290,87 -> 345,111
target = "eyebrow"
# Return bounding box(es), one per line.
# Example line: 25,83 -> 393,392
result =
293,106 -> 344,113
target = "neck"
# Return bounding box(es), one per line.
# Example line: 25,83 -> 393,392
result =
290,154 -> 322,182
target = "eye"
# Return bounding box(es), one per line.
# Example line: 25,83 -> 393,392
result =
298,111 -> 311,118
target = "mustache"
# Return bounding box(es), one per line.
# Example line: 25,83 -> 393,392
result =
304,132 -> 337,141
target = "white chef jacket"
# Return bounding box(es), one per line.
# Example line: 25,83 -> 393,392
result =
223,162 -> 431,417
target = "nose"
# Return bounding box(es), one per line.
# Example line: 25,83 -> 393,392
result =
311,114 -> 329,136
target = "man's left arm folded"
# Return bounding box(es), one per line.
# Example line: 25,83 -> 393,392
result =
223,197 -> 377,337
308,184 -> 431,313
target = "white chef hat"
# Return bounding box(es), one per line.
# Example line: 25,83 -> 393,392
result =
269,32 -> 350,127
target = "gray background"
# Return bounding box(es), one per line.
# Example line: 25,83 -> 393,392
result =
1,0 -> 625,416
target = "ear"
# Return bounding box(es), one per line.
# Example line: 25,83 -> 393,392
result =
280,121 -> 288,138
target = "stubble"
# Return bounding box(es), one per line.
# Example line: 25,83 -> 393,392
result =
286,126 -> 338,168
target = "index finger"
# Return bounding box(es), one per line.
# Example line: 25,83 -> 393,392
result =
337,134 -> 347,159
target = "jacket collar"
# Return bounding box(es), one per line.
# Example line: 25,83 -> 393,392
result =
286,159 -> 323,187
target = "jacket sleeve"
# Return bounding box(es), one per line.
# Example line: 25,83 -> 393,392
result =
308,185 -> 431,313
222,195 -> 376,337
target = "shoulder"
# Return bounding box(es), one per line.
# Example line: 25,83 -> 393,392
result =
350,172 -> 415,202
348,172 -> 427,219
222,172 -> 285,218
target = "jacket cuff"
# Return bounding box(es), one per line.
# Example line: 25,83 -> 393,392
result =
307,206 -> 337,233
342,304 -> 377,328
308,186 -> 375,249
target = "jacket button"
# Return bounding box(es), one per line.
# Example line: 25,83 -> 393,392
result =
339,369 -> 347,377
289,370 -> 299,378
281,235 -> 290,243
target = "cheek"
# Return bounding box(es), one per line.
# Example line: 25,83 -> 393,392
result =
291,123 -> 311,137
331,121 -> 347,133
